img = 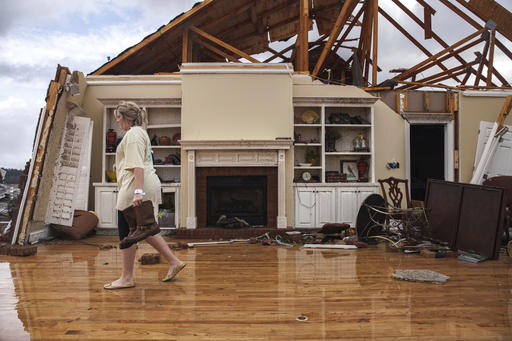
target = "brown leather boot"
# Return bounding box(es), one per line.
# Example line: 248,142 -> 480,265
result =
119,201 -> 160,249
119,206 -> 137,249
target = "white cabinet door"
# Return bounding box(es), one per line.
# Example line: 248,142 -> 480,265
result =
337,187 -> 358,226
295,188 -> 316,228
95,187 -> 118,228
337,187 -> 379,226
356,188 -> 379,210
316,188 -> 336,226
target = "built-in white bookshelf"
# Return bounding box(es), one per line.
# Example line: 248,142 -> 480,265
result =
293,100 -> 375,184
94,100 -> 182,229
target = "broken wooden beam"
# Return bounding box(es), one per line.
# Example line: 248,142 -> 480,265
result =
395,27 -> 487,81
392,0 -> 469,69
453,0 -> 512,42
473,32 -> 491,86
332,6 -> 364,58
437,0 -> 512,62
379,7 -> 461,83
188,26 -> 259,63
372,0 -> 379,86
486,29 -> 496,87
197,38 -> 241,63
474,51 -> 509,86
312,0 -> 358,77
92,0 -> 216,75
398,61 -> 479,90
297,0 -> 310,73
396,80 -> 457,90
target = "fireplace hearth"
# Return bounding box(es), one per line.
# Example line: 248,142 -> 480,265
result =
207,176 -> 267,226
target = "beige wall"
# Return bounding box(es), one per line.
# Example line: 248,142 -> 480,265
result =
181,74 -> 293,140
459,93 -> 512,183
180,70 -> 294,227
373,100 -> 407,181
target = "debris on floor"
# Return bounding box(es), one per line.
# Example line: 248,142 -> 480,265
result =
419,249 -> 460,258
318,223 -> 351,235
138,253 -> 160,265
304,244 -> 357,249
186,240 -> 250,248
168,242 -> 191,250
216,215 -> 250,229
457,252 -> 488,263
0,242 -> 37,257
391,269 -> 449,285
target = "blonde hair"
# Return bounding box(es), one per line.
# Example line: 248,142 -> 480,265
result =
115,101 -> 148,129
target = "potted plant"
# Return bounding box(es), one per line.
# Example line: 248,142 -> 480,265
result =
305,147 -> 319,166
325,129 -> 341,152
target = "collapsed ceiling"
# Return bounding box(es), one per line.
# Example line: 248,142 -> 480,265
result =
91,0 -> 512,90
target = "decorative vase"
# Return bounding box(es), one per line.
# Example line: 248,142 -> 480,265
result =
106,129 -> 116,152
357,157 -> 369,182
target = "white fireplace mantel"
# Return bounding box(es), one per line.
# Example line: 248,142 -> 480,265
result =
180,140 -> 291,229
180,139 -> 292,150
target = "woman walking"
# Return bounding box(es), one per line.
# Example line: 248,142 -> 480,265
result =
104,101 -> 186,289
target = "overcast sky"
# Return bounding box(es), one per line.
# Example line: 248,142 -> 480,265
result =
0,0 -> 511,169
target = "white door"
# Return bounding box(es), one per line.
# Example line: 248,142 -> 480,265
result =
337,187 -> 358,226
95,187 -> 118,228
46,116 -> 93,226
315,188 -> 336,226
475,121 -> 512,179
295,188 -> 316,228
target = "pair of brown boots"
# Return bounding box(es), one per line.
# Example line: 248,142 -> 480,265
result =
119,200 -> 160,249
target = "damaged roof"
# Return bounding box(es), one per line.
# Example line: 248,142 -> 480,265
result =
91,0 -> 512,90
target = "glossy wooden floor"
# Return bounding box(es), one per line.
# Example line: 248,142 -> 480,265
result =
1,236 -> 512,340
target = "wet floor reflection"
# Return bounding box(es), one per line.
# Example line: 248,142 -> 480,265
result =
0,263 -> 30,340
1,240 -> 512,339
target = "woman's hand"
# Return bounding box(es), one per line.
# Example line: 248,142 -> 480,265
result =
133,193 -> 144,206
133,168 -> 144,206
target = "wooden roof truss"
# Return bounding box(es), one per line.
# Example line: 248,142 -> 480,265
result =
92,0 -> 512,90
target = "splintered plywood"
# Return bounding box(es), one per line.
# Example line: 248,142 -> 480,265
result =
268,2 -> 300,42
315,0 -> 344,35
46,116 -> 93,226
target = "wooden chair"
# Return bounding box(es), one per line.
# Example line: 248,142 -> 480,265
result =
378,177 -> 411,210
377,177 -> 414,236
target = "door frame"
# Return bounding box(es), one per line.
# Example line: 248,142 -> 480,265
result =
404,114 -> 455,195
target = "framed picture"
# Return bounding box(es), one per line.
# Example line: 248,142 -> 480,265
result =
341,160 -> 358,181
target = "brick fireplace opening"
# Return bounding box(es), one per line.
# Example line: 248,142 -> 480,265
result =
196,167 -> 278,227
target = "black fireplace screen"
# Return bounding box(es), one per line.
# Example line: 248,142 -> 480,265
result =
207,176 -> 267,226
